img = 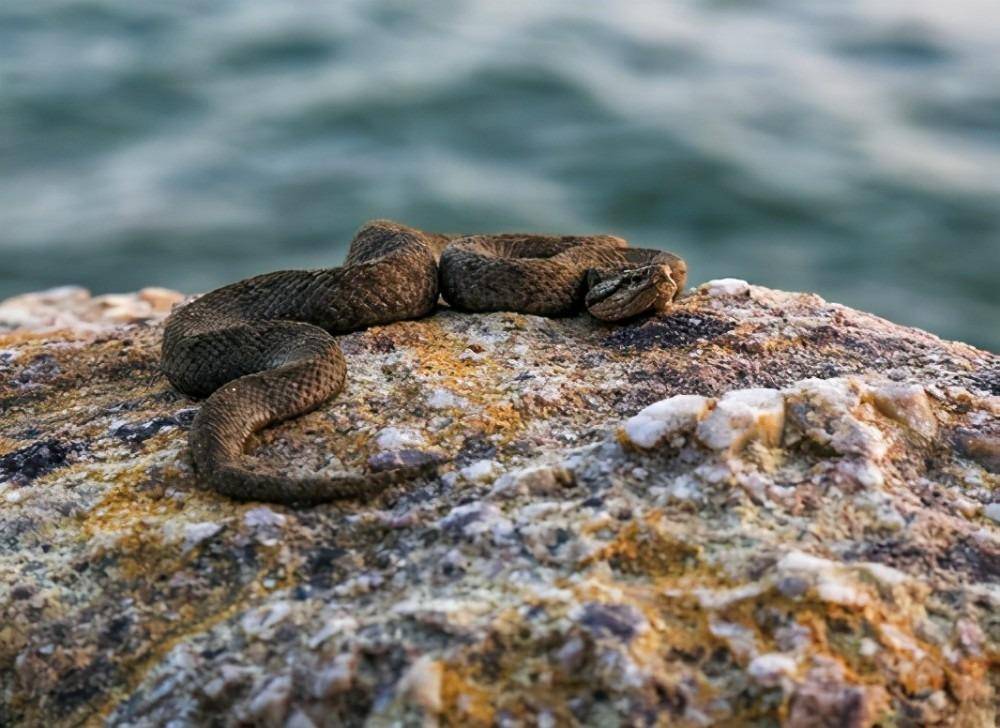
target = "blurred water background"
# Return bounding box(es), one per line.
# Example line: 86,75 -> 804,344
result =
1,0 -> 998,350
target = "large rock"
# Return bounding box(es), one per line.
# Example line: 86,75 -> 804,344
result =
0,282 -> 997,726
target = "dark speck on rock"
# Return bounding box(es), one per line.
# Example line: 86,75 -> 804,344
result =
456,433 -> 497,464
0,440 -> 83,484
549,528 -> 571,552
99,616 -> 132,649
113,417 -> 181,444
579,602 -> 644,642
777,576 -> 810,598
16,354 -> 61,385
11,584 -> 35,600
971,366 -> 1000,396
367,449 -> 443,473
307,546 -> 347,587
373,334 -> 397,353
603,312 -> 735,351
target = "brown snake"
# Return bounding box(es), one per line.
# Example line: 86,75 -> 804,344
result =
161,220 -> 686,503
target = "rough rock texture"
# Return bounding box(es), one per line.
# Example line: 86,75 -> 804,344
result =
1,281 -> 997,727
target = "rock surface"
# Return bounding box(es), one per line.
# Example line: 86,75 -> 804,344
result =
0,282 -> 997,727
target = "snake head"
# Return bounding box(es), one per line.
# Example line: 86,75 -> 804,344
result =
585,264 -> 677,321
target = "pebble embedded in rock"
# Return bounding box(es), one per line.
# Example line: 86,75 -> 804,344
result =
784,378 -> 888,458
426,388 -> 467,410
367,449 -> 442,473
868,382 -> 937,439
983,503 -> 1000,523
786,665 -> 877,728
182,522 -> 224,552
576,602 -> 645,642
458,459 -> 500,482
489,465 -> 574,498
747,653 -> 797,686
621,394 -> 711,449
374,427 -> 426,451
699,278 -> 751,298
955,430 -> 1000,473
695,387 -> 784,451
399,655 -> 443,714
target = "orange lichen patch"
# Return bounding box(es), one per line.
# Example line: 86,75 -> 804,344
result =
436,582 -> 721,725
470,401 -> 526,439
866,614 -> 947,696
572,525 -> 965,721
73,480 -> 289,724
438,641 -> 581,724
582,513 -> 708,579
80,463 -> 188,538
440,666 -> 495,727
0,329 -> 89,348
0,437 -> 21,456
406,320 -> 501,385
661,571 -> 955,704
946,657 -> 993,705
78,466 -> 189,581
399,324 -> 530,428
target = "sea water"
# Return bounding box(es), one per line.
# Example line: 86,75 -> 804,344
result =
1,0 -> 997,349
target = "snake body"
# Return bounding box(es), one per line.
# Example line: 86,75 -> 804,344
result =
162,220 -> 686,503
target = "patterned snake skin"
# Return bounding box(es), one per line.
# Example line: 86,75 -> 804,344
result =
161,220 -> 686,503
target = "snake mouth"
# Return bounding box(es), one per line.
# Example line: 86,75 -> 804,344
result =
585,265 -> 676,321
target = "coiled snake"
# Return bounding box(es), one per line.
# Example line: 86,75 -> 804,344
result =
161,220 -> 686,503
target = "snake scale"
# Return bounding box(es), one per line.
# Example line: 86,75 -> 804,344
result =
161,220 -> 686,503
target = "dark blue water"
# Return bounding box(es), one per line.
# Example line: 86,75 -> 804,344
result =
1,1 -> 998,350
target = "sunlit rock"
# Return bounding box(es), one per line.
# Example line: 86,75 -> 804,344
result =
0,283 -> 996,726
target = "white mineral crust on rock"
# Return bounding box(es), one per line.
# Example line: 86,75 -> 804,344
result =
621,394 -> 711,449
698,278 -> 751,297
747,653 -> 798,686
695,387 -> 785,451
374,427 -> 426,450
